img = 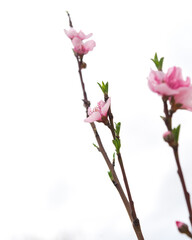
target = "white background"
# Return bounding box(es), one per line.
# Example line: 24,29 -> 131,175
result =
0,0 -> 192,239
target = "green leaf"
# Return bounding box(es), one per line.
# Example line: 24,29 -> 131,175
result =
160,116 -> 166,121
97,81 -> 109,94
172,125 -> 181,143
97,82 -> 102,91
93,143 -> 100,152
112,152 -> 115,166
106,82 -> 108,94
112,138 -> 121,154
115,122 -> 121,137
151,53 -> 164,71
159,57 -> 164,71
108,171 -> 114,181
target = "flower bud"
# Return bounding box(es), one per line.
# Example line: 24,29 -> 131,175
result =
176,221 -> 192,238
80,62 -> 87,69
163,131 -> 174,143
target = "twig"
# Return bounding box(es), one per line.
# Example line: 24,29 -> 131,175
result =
162,97 -> 192,228
105,95 -> 141,227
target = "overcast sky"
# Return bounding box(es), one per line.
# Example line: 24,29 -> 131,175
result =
1,0 -> 192,240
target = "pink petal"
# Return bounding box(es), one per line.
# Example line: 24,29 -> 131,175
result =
148,69 -> 165,84
88,107 -> 92,115
97,100 -> 105,109
72,37 -> 82,48
165,67 -> 191,89
148,70 -> 166,94
78,31 -> 93,40
84,40 -> 96,51
174,86 -> 192,111
64,28 -> 78,39
101,97 -> 111,116
150,82 -> 179,96
84,112 -> 102,123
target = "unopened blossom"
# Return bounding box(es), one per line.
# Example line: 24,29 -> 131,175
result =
176,221 -> 185,229
163,131 -> 172,138
176,221 -> 192,237
84,98 -> 111,123
148,67 -> 190,96
72,37 -> 96,55
64,28 -> 92,40
163,131 -> 174,144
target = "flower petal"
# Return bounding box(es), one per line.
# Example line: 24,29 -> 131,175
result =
78,31 -> 93,40
174,86 -> 192,111
72,37 -> 82,47
84,40 -> 96,51
165,67 -> 191,89
84,112 -> 102,123
151,83 -> 180,96
64,28 -> 78,39
101,97 -> 111,116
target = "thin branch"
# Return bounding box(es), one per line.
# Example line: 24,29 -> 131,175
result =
75,55 -> 90,117
173,146 -> 192,227
90,122 -> 144,240
105,94 -> 140,225
66,11 -> 73,28
162,98 -> 192,228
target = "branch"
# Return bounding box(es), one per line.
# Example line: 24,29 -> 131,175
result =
105,94 -> 141,226
66,12 -> 145,240
162,97 -> 192,228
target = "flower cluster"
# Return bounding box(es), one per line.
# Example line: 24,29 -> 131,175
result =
65,28 -> 96,55
148,67 -> 192,111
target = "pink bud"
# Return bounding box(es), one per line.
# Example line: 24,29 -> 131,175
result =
163,131 -> 172,138
176,221 -> 184,229
163,131 -> 174,143
175,221 -> 192,238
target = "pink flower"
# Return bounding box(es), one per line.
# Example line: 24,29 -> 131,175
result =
64,28 -> 92,40
174,86 -> 192,111
72,37 -> 96,55
148,67 -> 190,96
84,98 -> 111,123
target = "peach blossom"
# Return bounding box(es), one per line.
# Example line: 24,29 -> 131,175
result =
84,98 -> 111,123
148,67 -> 190,96
72,37 -> 96,55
